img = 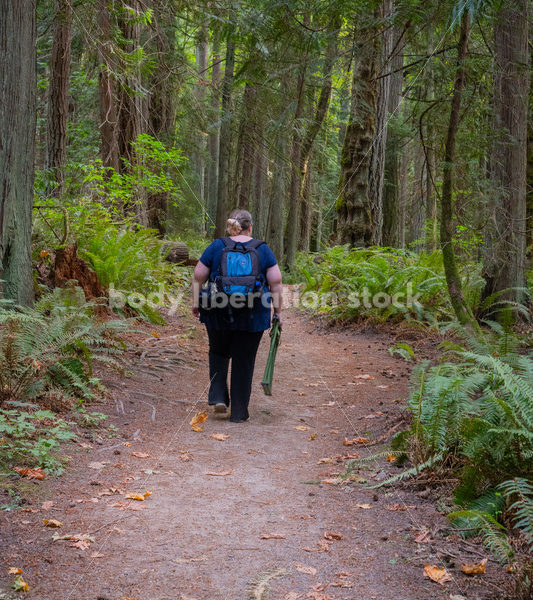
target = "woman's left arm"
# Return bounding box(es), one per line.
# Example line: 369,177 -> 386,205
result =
192,261 -> 211,318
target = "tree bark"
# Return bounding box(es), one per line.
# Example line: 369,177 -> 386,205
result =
440,10 -> 476,326
382,22 -> 404,247
482,0 -> 529,308
369,0 -> 393,246
215,31 -> 236,237
233,81 -> 258,210
337,22 -> 379,247
193,20 -> 208,219
207,28 -> 221,231
46,0 -> 73,197
284,56 -> 308,268
147,0 -> 177,234
0,0 -> 36,306
97,0 -> 120,172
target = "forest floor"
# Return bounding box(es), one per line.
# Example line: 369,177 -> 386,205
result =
1,304 -> 508,600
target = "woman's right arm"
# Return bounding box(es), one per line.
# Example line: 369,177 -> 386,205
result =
192,261 -> 210,318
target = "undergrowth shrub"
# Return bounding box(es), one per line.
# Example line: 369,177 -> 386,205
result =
0,293 -> 129,406
352,323 -> 533,563
294,246 -> 484,325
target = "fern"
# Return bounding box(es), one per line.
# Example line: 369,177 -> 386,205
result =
498,478 -> 533,550
0,292 -> 132,406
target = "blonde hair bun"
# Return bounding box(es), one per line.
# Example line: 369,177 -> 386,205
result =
226,218 -> 242,236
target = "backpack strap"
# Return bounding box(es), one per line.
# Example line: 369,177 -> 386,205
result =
220,237 -> 236,249
244,239 -> 265,250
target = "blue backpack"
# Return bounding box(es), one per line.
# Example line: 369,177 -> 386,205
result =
216,237 -> 265,298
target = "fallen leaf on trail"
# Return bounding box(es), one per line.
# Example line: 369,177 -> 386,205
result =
284,593 -> 301,600
377,385 -> 389,389
355,504 -> 372,509
41,501 -> 54,510
21,508 -> 39,513
317,457 -> 333,464
329,429 -> 339,434
335,571 -> 352,578
88,461 -> 107,470
132,452 -> 150,458
306,591 -> 332,600
461,558 -> 487,575
178,596 -> 200,600
364,412 -> 385,419
386,454 -> 397,462
294,425 -> 310,431
346,474 -> 366,483
321,478 -> 341,485
110,501 -> 142,511
206,470 -> 232,476
72,498 -> 99,504
295,564 -> 317,576
190,411 -> 208,432
308,433 -> 317,441
298,392 -> 307,396
151,331 -> 160,338
52,533 -> 95,549
43,519 -> 62,528
14,466 -> 45,480
98,487 -> 122,496
355,437 -> 370,444
386,504 -> 416,511
342,439 -> 355,446
324,532 -> 343,540
211,433 -> 230,441
339,452 -> 360,460
353,374 -> 374,380
180,451 -> 193,462
414,529 -> 432,543
78,442 -> 92,449
125,490 -> 152,501
90,552 -> 105,558
424,564 -> 452,585
8,568 -> 23,575
123,442 -> 132,447
260,533 -> 286,539
303,540 -> 331,553
13,575 -> 29,592
450,596 -> 467,600
322,401 -> 335,406
71,540 -> 91,550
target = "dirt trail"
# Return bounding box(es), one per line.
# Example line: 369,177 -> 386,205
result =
1,309 -> 500,600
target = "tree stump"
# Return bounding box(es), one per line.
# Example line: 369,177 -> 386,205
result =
51,244 -> 105,300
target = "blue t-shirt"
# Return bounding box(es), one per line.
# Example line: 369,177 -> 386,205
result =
199,238 -> 277,332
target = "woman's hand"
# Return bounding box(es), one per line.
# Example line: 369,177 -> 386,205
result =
192,306 -> 200,319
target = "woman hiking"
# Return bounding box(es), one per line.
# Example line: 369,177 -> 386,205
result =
192,209 -> 283,423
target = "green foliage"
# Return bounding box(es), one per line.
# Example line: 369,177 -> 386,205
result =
0,409 -> 75,474
294,246 -> 484,325
0,295 -> 129,405
82,134 -> 184,212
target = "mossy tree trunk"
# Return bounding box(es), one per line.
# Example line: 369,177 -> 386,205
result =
0,0 -> 36,306
45,0 -> 73,197
440,10 -> 476,326
337,20 -> 379,247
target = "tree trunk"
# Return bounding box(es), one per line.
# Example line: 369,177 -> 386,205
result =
291,20 -> 339,261
284,57 -> 308,268
117,0 -> 149,224
337,23 -> 379,247
369,0 -> 393,246
253,139 -> 269,240
97,0 -> 120,172
45,0 -> 73,197
233,81 -> 257,210
482,0 -> 529,308
382,22 -> 404,247
215,31 -> 236,237
207,29 -> 221,232
441,10 -> 476,326
0,0 -> 36,306
193,20 -> 208,221
147,1 -> 177,235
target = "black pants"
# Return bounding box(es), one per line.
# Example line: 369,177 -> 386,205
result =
206,328 -> 263,422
